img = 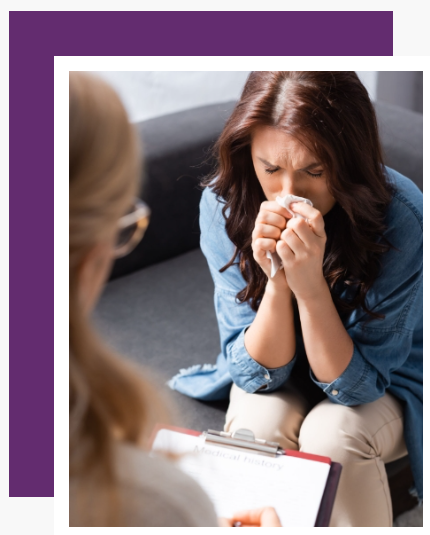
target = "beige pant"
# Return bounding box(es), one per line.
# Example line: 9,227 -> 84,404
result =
225,382 -> 407,527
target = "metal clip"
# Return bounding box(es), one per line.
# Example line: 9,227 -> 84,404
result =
203,428 -> 283,457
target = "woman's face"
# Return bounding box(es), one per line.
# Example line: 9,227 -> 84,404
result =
251,126 -> 336,216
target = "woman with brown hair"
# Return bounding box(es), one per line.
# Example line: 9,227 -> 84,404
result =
169,71 -> 423,527
69,71 -> 282,527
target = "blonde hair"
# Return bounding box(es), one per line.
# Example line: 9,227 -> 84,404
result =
69,72 -> 168,526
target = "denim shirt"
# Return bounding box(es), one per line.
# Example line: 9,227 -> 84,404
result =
168,167 -> 423,501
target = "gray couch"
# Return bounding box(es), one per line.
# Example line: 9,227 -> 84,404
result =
94,100 -> 422,517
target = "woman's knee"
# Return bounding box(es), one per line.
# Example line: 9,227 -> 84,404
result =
299,400 -> 372,460
225,406 -> 288,445
225,384 -> 308,450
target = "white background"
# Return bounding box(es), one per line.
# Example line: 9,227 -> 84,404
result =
2,1 -> 428,534
57,55 -> 427,535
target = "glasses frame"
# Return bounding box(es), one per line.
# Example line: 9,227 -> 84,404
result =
113,197 -> 151,259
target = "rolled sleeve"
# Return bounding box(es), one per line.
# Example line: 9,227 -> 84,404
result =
310,343 -> 378,406
228,327 -> 296,393
310,315 -> 420,406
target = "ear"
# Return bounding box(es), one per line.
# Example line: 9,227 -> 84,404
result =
76,242 -> 113,315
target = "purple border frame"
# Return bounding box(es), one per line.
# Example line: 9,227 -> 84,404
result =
9,10 -> 392,497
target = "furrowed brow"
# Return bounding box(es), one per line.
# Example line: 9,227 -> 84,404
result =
299,162 -> 322,172
258,157 -> 279,168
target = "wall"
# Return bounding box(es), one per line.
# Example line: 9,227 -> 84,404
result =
93,71 -> 420,123
377,72 -> 423,113
93,71 -> 250,123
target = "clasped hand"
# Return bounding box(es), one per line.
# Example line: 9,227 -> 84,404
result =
252,200 -> 327,300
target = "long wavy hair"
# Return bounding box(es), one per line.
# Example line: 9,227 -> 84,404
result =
205,71 -> 393,318
69,72 -> 168,526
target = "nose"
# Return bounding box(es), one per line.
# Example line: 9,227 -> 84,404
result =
280,173 -> 297,197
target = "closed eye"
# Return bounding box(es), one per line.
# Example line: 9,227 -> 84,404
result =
305,170 -> 323,178
264,168 -> 279,175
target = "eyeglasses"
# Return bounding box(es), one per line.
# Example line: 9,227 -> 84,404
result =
113,198 -> 151,258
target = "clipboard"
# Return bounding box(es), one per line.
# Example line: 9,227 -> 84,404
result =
151,425 -> 342,527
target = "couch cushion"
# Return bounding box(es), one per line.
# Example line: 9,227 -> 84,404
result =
95,248 -> 228,432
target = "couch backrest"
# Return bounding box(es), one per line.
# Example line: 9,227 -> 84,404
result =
109,102 -> 236,280
110,100 -> 423,280
374,101 -> 423,191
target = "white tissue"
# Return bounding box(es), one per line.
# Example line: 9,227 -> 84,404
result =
266,194 -> 313,278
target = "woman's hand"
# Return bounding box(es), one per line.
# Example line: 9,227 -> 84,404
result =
252,201 -> 292,286
276,202 -> 327,301
219,506 -> 282,527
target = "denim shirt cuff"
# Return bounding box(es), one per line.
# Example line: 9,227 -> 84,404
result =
309,344 -> 369,405
228,327 -> 296,393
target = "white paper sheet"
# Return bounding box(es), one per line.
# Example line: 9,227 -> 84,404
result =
152,429 -> 331,527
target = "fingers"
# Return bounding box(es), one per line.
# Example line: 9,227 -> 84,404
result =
218,517 -> 233,527
290,202 -> 325,237
254,237 -> 277,254
253,202 -> 290,242
259,200 -> 292,222
252,203 -> 288,276
260,507 -> 282,527
252,201 -> 293,278
229,508 -> 265,525
252,223 -> 282,242
230,507 -> 282,527
280,227 -> 304,255
276,236 -> 295,263
256,207 -> 288,230
285,219 -> 327,257
285,217 -> 315,246
253,237 -> 277,265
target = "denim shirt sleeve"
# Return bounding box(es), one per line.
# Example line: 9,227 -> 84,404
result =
310,184 -> 423,406
200,187 -> 296,393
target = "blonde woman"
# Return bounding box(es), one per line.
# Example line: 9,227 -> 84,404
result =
69,72 -> 281,527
